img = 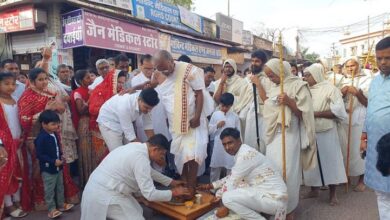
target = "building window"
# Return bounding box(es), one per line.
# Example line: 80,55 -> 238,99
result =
361,44 -> 365,52
344,48 -> 347,57
351,46 -> 357,56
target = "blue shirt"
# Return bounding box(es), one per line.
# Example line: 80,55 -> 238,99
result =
364,72 -> 390,192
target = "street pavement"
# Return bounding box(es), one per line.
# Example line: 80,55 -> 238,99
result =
20,180 -> 379,220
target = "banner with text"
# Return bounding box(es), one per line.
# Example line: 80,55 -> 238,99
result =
61,9 -> 159,55
132,0 -> 202,34
170,35 -> 222,60
88,0 -> 133,11
62,9 -> 84,48
0,6 -> 35,33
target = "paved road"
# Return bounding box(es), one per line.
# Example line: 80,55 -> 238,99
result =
21,181 -> 378,220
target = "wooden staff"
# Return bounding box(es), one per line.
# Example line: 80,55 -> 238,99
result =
364,40 -> 375,72
345,67 -> 356,192
278,34 -> 287,181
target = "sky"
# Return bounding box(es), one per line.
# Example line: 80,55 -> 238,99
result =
193,0 -> 390,57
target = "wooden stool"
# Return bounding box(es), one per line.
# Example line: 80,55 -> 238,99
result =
148,192 -> 218,220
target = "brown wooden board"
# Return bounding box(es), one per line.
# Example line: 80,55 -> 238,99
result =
148,192 -> 218,220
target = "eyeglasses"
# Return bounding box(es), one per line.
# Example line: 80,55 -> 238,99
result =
99,66 -> 110,70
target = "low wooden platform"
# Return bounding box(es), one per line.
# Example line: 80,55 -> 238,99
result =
148,192 -> 218,220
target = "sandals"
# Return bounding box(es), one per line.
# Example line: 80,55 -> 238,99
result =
59,203 -> 74,212
9,208 -> 28,218
48,209 -> 62,219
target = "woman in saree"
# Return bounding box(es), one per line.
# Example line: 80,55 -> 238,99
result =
35,49 -> 78,171
18,68 -> 79,211
88,70 -> 127,170
70,70 -> 93,187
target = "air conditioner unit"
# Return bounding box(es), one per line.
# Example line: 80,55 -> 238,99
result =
34,8 -> 47,26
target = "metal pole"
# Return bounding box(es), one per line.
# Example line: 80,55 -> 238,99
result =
252,84 -> 260,148
367,16 -> 370,53
228,0 -> 230,17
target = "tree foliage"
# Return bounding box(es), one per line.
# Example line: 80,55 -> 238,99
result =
162,0 -> 194,9
301,47 -> 319,62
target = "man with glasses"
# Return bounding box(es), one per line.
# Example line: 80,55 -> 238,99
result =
89,59 -> 110,91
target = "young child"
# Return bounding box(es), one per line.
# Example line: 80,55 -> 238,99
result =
208,93 -> 241,182
0,72 -> 28,218
16,73 -> 28,84
34,110 -> 74,219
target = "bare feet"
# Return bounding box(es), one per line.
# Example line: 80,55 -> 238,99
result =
216,206 -> 229,218
301,190 -> 320,199
354,183 -> 366,192
329,196 -> 339,206
286,212 -> 295,220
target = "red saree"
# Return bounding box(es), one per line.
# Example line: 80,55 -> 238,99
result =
70,86 -> 92,187
70,86 -> 89,130
18,88 -> 79,211
0,104 -> 30,211
88,70 -> 120,168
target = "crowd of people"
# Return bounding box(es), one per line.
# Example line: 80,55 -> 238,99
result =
0,36 -> 389,220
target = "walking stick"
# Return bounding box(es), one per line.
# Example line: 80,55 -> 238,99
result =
278,34 -> 287,182
253,84 -> 260,148
316,142 -> 325,187
345,68 -> 356,192
364,41 -> 375,70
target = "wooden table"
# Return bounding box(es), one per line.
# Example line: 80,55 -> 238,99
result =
148,192 -> 218,220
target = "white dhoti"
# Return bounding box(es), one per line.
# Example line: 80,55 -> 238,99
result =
171,117 -> 208,175
341,123 -> 365,176
304,127 -> 347,186
266,116 -> 301,213
222,188 -> 286,220
99,124 -> 129,152
81,179 -> 144,220
376,191 -> 390,220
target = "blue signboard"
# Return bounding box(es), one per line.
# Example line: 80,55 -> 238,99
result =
170,36 -> 222,60
132,0 -> 203,34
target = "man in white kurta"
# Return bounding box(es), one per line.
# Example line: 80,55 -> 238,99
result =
97,89 -> 158,151
340,57 -> 372,192
80,135 -> 189,220
302,64 -> 348,205
131,55 -> 171,142
198,128 -> 287,220
153,50 -> 214,191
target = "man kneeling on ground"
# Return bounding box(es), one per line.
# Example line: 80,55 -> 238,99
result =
198,128 -> 288,220
81,134 -> 190,220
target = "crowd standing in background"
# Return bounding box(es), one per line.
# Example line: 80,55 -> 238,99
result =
0,36 -> 389,220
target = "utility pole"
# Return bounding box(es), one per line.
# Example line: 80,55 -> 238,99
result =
367,16 -> 370,53
228,0 -> 230,17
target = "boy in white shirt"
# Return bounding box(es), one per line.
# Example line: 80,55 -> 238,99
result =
208,93 -> 240,182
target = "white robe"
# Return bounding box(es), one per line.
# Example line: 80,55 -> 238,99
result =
157,61 -> 214,174
243,75 -> 273,154
209,110 -> 240,169
266,115 -> 302,213
80,143 -> 173,220
303,99 -> 348,186
340,74 -> 372,176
